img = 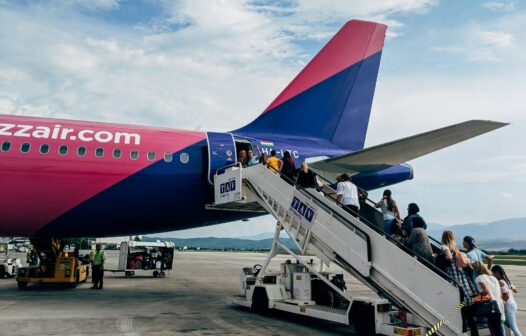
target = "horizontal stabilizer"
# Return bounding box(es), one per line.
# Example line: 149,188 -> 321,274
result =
310,120 -> 508,174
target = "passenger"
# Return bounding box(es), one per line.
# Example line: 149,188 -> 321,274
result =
390,220 -> 406,244
336,173 -> 360,216
281,151 -> 296,183
258,152 -> 268,165
374,189 -> 401,235
491,265 -> 522,336
238,150 -> 248,166
247,149 -> 259,166
90,243 -> 106,290
266,150 -> 282,174
463,236 -> 493,287
439,231 -> 477,335
402,203 -> 426,236
405,216 -> 433,263
472,261 -> 505,336
463,236 -> 493,268
296,162 -> 316,188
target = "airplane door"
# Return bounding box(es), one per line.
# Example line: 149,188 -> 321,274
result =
206,132 -> 237,184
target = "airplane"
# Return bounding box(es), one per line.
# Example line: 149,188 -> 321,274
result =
0,19 -> 507,238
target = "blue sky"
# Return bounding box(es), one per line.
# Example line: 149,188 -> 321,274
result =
0,0 -> 524,238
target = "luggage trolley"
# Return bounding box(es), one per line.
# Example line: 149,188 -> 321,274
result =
109,241 -> 175,278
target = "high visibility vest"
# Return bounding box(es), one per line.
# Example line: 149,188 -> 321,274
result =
91,250 -> 105,266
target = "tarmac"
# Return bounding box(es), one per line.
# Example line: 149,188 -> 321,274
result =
0,251 -> 524,336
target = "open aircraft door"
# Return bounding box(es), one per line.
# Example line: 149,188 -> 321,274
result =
206,132 -> 237,184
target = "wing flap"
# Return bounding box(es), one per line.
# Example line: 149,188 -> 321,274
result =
310,120 -> 508,174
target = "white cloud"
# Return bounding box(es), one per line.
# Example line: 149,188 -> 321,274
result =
66,0 -> 121,11
430,27 -> 517,63
500,192 -> 514,199
483,1 -> 516,11
475,30 -> 516,48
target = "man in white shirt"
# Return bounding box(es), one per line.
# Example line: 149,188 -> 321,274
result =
336,173 -> 360,216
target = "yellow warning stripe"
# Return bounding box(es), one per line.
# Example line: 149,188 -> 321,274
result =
425,301 -> 465,336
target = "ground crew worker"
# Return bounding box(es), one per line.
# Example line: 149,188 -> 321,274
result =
27,248 -> 40,268
90,244 -> 106,289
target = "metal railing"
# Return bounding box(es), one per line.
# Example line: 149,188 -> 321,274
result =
254,162 -> 459,288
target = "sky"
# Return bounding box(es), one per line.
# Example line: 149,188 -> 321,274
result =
0,0 -> 524,238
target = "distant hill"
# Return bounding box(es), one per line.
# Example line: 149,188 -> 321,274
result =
144,236 -> 295,250
427,218 -> 526,249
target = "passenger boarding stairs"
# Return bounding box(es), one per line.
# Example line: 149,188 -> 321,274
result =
221,164 -> 463,336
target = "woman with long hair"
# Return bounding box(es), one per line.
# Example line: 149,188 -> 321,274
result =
473,262 -> 505,336
491,265 -> 522,336
374,189 -> 401,235
440,231 -> 477,335
281,151 -> 296,183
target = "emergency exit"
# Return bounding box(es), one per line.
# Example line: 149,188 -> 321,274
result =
206,132 -> 237,184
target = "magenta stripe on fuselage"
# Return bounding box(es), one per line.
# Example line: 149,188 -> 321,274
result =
263,20 -> 386,114
0,114 -> 205,235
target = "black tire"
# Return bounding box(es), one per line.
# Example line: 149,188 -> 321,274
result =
0,265 -> 5,278
153,271 -> 159,278
125,271 -> 133,278
159,271 -> 165,278
251,287 -> 270,315
349,301 -> 376,335
17,281 -> 28,289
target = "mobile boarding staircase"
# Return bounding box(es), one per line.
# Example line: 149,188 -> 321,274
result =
212,163 -> 463,335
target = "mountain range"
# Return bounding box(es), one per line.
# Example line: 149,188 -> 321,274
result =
426,218 -> 526,249
146,218 -> 526,251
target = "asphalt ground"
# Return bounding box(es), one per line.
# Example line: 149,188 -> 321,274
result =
0,251 -> 523,336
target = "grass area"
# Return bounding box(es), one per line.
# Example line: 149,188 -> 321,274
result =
493,260 -> 526,266
492,255 -> 526,266
494,255 -> 526,260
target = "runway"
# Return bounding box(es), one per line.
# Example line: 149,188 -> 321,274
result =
0,251 -> 524,335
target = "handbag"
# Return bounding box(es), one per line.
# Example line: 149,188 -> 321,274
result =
435,252 -> 448,271
455,251 -> 471,269
472,295 -> 500,317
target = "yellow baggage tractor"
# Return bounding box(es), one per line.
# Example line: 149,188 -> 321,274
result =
17,238 -> 89,289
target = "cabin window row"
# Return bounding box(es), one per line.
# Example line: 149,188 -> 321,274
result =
0,141 -> 173,162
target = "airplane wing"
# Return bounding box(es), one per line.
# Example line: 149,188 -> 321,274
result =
310,120 -> 508,175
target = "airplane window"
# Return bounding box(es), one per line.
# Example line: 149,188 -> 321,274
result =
180,152 -> 189,164
77,146 -> 86,157
147,151 -> 156,161
58,145 -> 68,156
130,150 -> 139,160
164,152 -> 172,162
40,144 -> 50,154
21,142 -> 30,153
113,149 -> 122,159
1,141 -> 10,152
95,147 -> 104,158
